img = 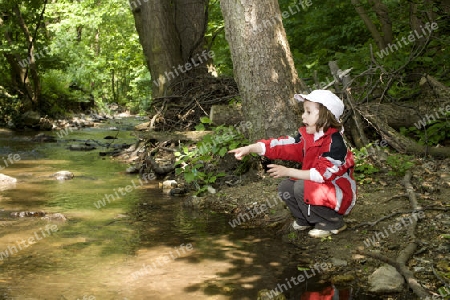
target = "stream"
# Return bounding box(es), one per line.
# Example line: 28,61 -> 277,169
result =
0,117 -> 380,300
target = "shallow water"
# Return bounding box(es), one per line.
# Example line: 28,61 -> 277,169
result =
0,119 -> 382,300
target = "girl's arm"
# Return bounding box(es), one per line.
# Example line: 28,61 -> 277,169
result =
228,143 -> 263,160
266,164 -> 311,180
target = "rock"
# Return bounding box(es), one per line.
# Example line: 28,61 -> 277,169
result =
11,211 -> 46,218
31,133 -> 56,142
21,110 -> 41,127
0,173 -> 17,184
330,257 -> 348,267
41,212 -> 67,222
160,180 -> 178,194
368,264 -> 405,293
169,187 -> 188,196
68,144 -> 96,151
126,166 -> 139,174
53,171 -> 74,180
39,117 -> 53,131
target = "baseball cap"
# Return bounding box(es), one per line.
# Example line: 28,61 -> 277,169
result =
294,90 -> 344,122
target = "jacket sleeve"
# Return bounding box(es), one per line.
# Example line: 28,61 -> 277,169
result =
314,132 -> 354,181
258,130 -> 304,163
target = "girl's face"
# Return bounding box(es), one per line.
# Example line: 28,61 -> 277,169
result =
302,100 -> 321,134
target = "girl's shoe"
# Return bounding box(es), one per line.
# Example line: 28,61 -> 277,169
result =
292,220 -> 313,231
308,224 -> 347,238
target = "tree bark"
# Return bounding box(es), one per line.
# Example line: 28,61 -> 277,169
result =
351,0 -> 387,50
219,0 -> 307,140
130,0 -> 209,98
12,3 -> 44,107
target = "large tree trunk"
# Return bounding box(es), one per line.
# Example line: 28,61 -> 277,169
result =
130,0 -> 209,98
219,0 -> 307,140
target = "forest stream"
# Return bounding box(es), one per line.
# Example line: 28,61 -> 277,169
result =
0,117 -> 385,300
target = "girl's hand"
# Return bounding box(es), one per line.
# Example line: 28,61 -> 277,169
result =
266,164 -> 291,178
228,146 -> 250,160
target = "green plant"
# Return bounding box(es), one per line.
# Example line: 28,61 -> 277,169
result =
174,117 -> 249,194
386,153 -> 414,177
401,115 -> 450,146
352,145 -> 380,184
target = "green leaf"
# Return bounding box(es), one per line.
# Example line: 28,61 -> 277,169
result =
195,123 -> 205,131
218,146 -> 228,157
200,116 -> 212,124
184,172 -> 195,183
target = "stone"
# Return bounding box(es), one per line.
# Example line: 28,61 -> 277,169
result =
21,110 -> 41,127
368,264 -> 405,293
68,144 -> 96,151
0,173 -> 17,184
330,257 -> 348,267
53,171 -> 74,180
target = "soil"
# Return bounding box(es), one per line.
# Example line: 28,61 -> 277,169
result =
196,155 -> 450,299
125,139 -> 450,299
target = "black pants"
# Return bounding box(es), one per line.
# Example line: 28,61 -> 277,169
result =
278,179 -> 344,230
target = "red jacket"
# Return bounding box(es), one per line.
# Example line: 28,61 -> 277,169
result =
259,127 -> 356,215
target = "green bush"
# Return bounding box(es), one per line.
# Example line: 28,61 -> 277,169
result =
175,117 -> 249,194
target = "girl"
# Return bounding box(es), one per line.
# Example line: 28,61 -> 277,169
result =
229,90 -> 356,238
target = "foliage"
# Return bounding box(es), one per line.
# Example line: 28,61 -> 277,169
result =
0,91 -> 22,127
352,145 -> 380,184
386,153 -> 414,177
174,117 -> 249,194
400,116 -> 450,146
206,0 -> 233,77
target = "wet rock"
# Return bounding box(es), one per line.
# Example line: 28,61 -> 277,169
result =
257,289 -> 286,300
53,171 -> 74,180
31,133 -> 56,142
11,211 -> 46,218
126,166 -> 139,174
69,144 -> 96,151
0,174 -> 17,184
368,264 -> 405,293
21,110 -> 41,127
41,212 -> 67,222
169,187 -> 188,196
160,180 -> 178,194
39,117 -> 53,131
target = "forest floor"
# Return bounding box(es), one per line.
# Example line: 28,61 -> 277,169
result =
118,125 -> 450,299
198,154 -> 450,299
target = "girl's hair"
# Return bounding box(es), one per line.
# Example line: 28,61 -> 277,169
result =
315,102 -> 343,132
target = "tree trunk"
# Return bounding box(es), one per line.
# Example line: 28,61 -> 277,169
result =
12,3 -> 43,108
351,0 -> 393,50
219,0 -> 307,140
130,0 -> 209,99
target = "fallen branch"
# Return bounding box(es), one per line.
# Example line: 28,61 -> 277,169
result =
356,170 -> 432,298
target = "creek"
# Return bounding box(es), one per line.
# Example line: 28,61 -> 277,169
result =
0,117 -> 379,300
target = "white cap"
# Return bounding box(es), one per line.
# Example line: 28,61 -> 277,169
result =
294,90 -> 344,122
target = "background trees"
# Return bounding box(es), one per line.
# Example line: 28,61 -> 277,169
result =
0,0 -> 448,152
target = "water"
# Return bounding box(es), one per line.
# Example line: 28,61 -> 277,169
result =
0,119 -> 383,300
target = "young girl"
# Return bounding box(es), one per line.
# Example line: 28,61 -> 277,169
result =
229,90 -> 356,238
